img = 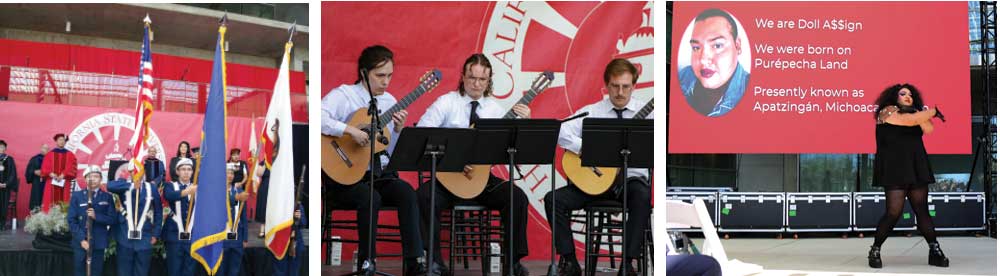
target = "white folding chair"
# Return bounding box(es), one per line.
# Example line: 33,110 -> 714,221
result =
666,199 -> 763,276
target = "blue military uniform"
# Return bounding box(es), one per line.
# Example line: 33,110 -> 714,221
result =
163,180 -> 196,276
220,186 -> 248,276
108,179 -> 162,276
68,188 -> 117,276
274,203 -> 307,276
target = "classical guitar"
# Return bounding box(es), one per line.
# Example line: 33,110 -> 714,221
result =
321,70 -> 442,184
561,98 -> 653,195
436,71 -> 554,198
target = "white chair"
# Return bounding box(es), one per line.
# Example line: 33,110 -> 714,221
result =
666,199 -> 763,276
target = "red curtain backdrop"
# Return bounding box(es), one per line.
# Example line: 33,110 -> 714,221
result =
323,1 -> 654,261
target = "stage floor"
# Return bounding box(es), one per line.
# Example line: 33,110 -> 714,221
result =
693,236 -> 996,276
0,222 -> 310,275
323,260 -> 630,275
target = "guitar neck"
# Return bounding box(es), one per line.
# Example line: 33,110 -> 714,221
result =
502,88 -> 543,119
633,98 -> 654,119
378,84 -> 431,126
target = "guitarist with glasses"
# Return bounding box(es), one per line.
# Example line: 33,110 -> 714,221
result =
415,53 -> 534,276
321,45 -> 428,276
545,59 -> 652,276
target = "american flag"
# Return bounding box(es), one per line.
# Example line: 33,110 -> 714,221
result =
128,15 -> 154,181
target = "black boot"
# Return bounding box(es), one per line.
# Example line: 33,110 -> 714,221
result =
868,245 -> 883,268
928,242 -> 950,267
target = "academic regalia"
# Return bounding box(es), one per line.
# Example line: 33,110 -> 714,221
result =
25,153 -> 45,211
68,188 -> 116,276
163,180 -> 197,276
274,203 -> 306,276
40,148 -> 77,212
220,185 -> 248,276
108,179 -> 162,276
143,157 -> 166,187
0,154 -> 18,229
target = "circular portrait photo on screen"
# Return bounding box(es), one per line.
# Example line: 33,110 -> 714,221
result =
677,8 -> 752,117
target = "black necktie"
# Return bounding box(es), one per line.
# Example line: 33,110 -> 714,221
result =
614,108 -> 625,119
469,101 -> 480,126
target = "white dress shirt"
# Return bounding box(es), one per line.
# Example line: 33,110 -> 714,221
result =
558,96 -> 652,179
417,91 -> 506,128
321,83 -> 400,169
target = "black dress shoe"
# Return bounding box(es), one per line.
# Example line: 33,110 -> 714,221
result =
928,242 -> 949,267
868,245 -> 883,268
556,257 -> 581,276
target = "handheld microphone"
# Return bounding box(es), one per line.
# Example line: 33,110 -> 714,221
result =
933,106 -> 946,122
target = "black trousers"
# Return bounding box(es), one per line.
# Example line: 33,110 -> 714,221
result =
325,171 -> 424,261
0,190 -> 8,229
416,174 -> 530,263
544,177 -> 651,258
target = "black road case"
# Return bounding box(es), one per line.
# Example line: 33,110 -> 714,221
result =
786,193 -> 852,232
718,192 -> 785,232
928,192 -> 986,231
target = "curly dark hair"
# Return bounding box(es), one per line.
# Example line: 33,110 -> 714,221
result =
457,53 -> 494,97
873,83 -> 925,118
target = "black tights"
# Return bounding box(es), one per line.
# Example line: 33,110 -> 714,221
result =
873,186 -> 938,247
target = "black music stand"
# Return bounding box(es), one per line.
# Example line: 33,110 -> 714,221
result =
387,127 -> 475,275
472,118 -> 561,275
579,118 -> 653,271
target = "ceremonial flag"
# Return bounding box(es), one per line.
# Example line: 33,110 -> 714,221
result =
263,28 -> 296,258
127,15 -> 155,182
190,15 -> 231,275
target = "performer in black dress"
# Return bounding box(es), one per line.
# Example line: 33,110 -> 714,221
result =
868,83 -> 948,268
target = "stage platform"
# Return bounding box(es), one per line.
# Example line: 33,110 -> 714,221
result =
0,222 -> 308,275
323,260 -> 630,275
692,235 -> 996,276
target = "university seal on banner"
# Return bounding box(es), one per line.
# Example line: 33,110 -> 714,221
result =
480,1 -> 654,250
65,112 -> 166,184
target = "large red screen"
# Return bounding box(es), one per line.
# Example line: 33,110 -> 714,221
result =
669,2 -> 971,154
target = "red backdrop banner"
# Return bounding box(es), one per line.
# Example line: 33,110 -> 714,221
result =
0,101 -> 265,222
323,1 -> 655,260
669,2 -> 971,154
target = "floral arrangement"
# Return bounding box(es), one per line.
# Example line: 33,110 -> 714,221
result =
24,203 -> 70,236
